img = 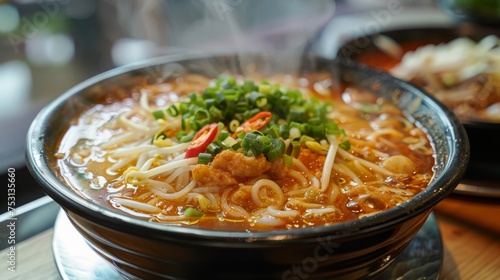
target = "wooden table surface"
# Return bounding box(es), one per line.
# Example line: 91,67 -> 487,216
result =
1,193 -> 499,280
434,194 -> 500,280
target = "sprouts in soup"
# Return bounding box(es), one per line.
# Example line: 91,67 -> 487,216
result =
56,74 -> 436,231
363,35 -> 500,121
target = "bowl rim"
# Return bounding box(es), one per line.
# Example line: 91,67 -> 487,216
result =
25,52 -> 469,243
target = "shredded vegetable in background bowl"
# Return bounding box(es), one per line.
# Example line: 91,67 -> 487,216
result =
390,35 -> 500,122
336,25 -> 500,182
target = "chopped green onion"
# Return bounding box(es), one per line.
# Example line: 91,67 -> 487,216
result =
179,102 -> 189,114
209,106 -> 223,122
325,122 -> 345,135
222,89 -> 238,98
264,125 -> 280,139
290,122 -> 308,134
279,123 -> 290,139
249,91 -> 268,108
266,138 -> 285,161
242,133 -> 258,149
178,132 -> 195,143
152,132 -> 167,144
339,140 -> 351,151
250,140 -> 263,156
235,100 -> 249,113
315,104 -> 328,121
182,114 -> 192,131
166,75 -> 347,162
300,135 -> 315,143
204,98 -> 216,108
152,110 -> 165,120
206,142 -> 223,156
237,131 -> 246,139
309,124 -> 325,139
184,207 -> 204,218
194,108 -> 209,121
283,154 -> 293,166
231,143 -> 242,150
189,92 -> 205,108
229,119 -> 240,132
287,140 -> 301,158
258,84 -> 271,94
166,105 -> 179,117
289,127 -> 301,139
244,108 -> 261,120
226,76 -> 236,87
360,103 -> 383,113
305,141 -> 328,155
243,80 -> 257,92
222,135 -> 237,146
307,117 -> 322,126
257,135 -> 272,153
218,130 -> 229,141
289,106 -> 306,122
197,153 -> 213,164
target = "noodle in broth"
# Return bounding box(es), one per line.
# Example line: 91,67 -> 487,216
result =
56,74 -> 435,231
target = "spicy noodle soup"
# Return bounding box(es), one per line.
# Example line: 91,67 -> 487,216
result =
356,35 -> 500,122
56,74 -> 435,231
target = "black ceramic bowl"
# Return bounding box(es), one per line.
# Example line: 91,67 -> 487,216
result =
336,25 -> 500,183
26,53 -> 468,279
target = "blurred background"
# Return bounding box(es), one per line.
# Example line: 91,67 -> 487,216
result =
0,0 -> 442,207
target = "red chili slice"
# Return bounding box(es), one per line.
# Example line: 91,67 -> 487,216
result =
233,111 -> 272,137
185,124 -> 218,158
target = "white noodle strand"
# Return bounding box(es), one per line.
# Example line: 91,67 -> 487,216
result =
151,180 -> 196,200
251,179 -> 285,208
320,134 -> 339,192
112,198 -> 160,213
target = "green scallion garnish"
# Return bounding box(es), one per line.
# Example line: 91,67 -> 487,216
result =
197,153 -> 213,164
184,207 -> 204,218
152,110 -> 165,120
149,75 -> 349,162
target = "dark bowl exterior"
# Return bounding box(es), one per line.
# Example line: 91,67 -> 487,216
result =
336,26 -> 500,182
26,54 -> 469,279
67,208 -> 431,279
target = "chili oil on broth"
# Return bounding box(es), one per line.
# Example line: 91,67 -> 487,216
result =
56,73 -> 436,231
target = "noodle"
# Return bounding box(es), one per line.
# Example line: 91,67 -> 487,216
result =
150,143 -> 191,156
337,148 -> 396,177
165,166 -> 196,184
100,131 -> 139,149
320,134 -> 338,192
333,163 -> 363,186
292,159 -> 321,189
306,207 -> 338,215
221,188 -> 250,219
151,180 -> 196,200
112,198 -> 161,213
110,145 -> 157,157
126,158 -> 197,181
191,187 -> 223,193
287,170 -> 309,188
251,179 -> 286,208
57,74 -> 435,231
118,111 -> 152,132
267,206 -> 299,218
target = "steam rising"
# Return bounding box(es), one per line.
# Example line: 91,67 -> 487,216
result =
103,0 -> 336,74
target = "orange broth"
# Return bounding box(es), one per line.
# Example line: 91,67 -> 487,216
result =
56,75 -> 436,231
